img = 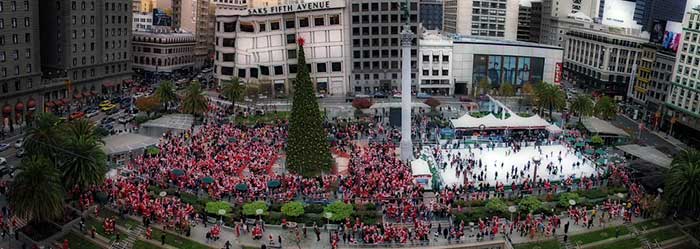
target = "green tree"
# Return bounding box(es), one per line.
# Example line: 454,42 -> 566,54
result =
570,94 -> 594,123
60,119 -> 107,191
518,196 -> 543,213
23,113 -> 62,161
485,198 -> 508,214
286,39 -> 332,177
9,156 -> 64,225
477,79 -> 491,96
324,201 -> 354,222
499,82 -> 515,96
180,82 -> 209,118
594,96 -> 617,120
135,96 -> 160,117
221,77 -> 245,111
281,201 -> 305,218
665,149 -> 700,213
534,83 -> 566,118
242,201 -> 269,216
155,80 -> 177,110
590,135 -> 604,147
205,201 -> 232,216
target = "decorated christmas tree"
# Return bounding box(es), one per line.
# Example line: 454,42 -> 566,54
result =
286,38 -> 332,177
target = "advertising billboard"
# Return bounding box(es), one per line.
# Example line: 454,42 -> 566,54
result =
153,8 -> 172,27
650,19 -> 667,44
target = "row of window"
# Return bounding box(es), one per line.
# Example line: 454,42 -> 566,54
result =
134,46 -> 193,54
352,25 -> 417,37
0,1 -> 29,12
352,35 -> 418,47
105,28 -> 129,38
351,14 -> 417,24
0,17 -> 30,29
0,78 -> 34,94
66,1 -> 128,12
0,48 -> 31,62
220,62 -> 343,78
422,69 -> 450,76
422,55 -> 450,63
351,2 -> 417,13
352,73 -> 416,82
0,33 -> 30,46
133,56 -> 193,67
0,63 -> 32,78
219,15 -> 341,33
353,60 -> 417,71
668,88 -> 699,113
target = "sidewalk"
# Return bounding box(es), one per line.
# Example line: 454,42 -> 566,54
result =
619,114 -> 687,150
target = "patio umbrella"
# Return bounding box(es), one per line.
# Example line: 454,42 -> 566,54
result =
201,176 -> 215,184
327,135 -> 337,142
595,149 -> 607,155
267,180 -> 281,189
575,142 -> 585,147
235,183 -> 248,192
584,149 -> 594,155
252,137 -> 260,142
228,137 -> 237,143
95,191 -> 109,205
596,158 -> 607,165
171,169 -> 185,176
566,137 -> 575,142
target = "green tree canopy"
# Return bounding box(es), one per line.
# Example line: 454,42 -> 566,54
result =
286,39 -> 332,177
181,82 -> 209,118
60,119 -> 107,190
499,82 -> 515,96
242,201 -> 269,216
9,156 -> 65,225
281,201 -> 305,217
155,80 -> 177,110
485,198 -> 508,214
533,83 -> 566,118
324,201 -> 354,222
205,201 -> 232,216
665,149 -> 700,213
571,94 -> 594,122
594,96 -> 617,120
221,77 -> 245,110
24,113 -> 62,161
518,196 -> 543,213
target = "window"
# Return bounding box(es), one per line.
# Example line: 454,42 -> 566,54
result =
288,49 -> 297,59
238,69 -> 246,78
289,64 -> 298,74
259,23 -> 266,32
24,48 -> 29,58
223,22 -> 236,32
270,22 -> 280,30
24,17 -> 29,27
0,51 -> 4,62
331,62 -> 342,72
330,15 -> 340,25
299,17 -> 309,27
274,66 -> 284,75
24,33 -> 29,42
317,63 -> 326,72
239,22 -> 254,32
422,55 -> 429,62
286,34 -> 296,44
442,70 -> 449,76
72,1 -> 76,10
11,18 -> 16,28
443,55 -> 449,62
250,68 -> 258,78
260,66 -> 269,75
422,70 -> 428,76
285,19 -> 295,29
314,17 -> 325,26
11,34 -> 17,44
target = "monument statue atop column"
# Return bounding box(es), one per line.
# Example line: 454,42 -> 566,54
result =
399,0 -> 414,161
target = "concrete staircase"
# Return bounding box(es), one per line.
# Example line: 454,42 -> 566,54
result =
556,234 -> 573,249
624,223 -> 656,249
110,224 -> 144,249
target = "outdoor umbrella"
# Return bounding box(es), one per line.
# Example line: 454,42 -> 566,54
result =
267,180 -> 281,189
584,149 -> 594,155
596,158 -> 607,165
202,176 -> 215,184
252,137 -> 260,142
327,135 -> 337,142
595,149 -> 607,155
566,137 -> 575,142
228,137 -> 237,143
171,169 -> 185,176
95,191 -> 109,205
575,142 -> 585,147
236,183 -> 248,192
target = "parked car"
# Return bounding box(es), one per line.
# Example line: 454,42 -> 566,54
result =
0,144 -> 9,152
315,93 -> 325,98
101,104 -> 117,112
416,92 -> 431,99
459,96 -> 473,102
99,100 -> 112,108
86,109 -> 100,118
373,92 -> 387,98
118,115 -> 134,123
14,138 -> 23,149
0,165 -> 16,177
392,93 -> 402,98
0,157 -> 6,165
69,111 -> 85,120
16,148 -> 25,158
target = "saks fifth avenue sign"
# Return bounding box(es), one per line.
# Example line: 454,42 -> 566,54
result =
247,1 -> 331,15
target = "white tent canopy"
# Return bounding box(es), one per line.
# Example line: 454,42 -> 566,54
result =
369,102 -> 430,109
451,113 -> 555,130
411,159 -> 432,176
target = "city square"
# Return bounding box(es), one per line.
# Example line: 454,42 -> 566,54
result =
0,0 -> 699,249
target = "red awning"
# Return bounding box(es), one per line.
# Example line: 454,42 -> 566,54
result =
46,101 -> 55,107
90,90 -> 97,96
62,98 -> 70,104
55,100 -> 64,106
2,104 -> 11,115
74,93 -> 82,99
103,82 -> 113,88
27,98 -> 36,110
15,101 -> 24,112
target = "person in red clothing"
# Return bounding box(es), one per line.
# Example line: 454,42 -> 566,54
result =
62,239 -> 69,249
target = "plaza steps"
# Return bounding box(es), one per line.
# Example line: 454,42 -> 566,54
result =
624,223 -> 656,249
556,234 -> 573,249
109,224 -> 144,249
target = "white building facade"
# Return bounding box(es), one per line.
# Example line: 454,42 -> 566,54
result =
214,0 -> 349,96
132,30 -> 196,73
418,32 -> 453,95
443,0 -> 520,41
133,12 -> 154,31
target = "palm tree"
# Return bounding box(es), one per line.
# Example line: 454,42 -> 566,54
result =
221,77 -> 244,111
23,113 -> 61,161
534,83 -> 565,118
665,149 -> 700,213
60,120 -> 107,191
181,82 -> 209,118
155,80 -> 177,111
9,156 -> 64,225
570,94 -> 594,123
499,82 -> 515,97
594,96 -> 617,120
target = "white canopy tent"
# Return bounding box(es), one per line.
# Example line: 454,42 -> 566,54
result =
450,113 -> 556,130
411,159 -> 432,176
369,102 -> 430,109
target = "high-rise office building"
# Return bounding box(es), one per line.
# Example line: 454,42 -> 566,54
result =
628,43 -> 675,129
39,0 -> 132,113
517,3 -> 532,42
181,0 -> 216,69
540,0 -> 601,47
664,6 -> 700,147
0,0 -> 42,130
529,1 -> 542,43
443,0 -> 519,40
419,0 -> 443,30
349,0 -> 420,94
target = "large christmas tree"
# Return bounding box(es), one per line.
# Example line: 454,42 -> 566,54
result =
286,38 -> 332,177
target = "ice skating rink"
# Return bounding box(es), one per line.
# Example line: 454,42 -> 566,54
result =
423,144 -> 598,187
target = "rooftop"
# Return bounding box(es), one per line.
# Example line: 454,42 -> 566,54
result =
616,144 -> 673,169
581,117 -> 630,137
141,114 -> 194,131
102,133 -> 160,155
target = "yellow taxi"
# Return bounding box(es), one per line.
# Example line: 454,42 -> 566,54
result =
99,100 -> 112,108
100,104 -> 117,112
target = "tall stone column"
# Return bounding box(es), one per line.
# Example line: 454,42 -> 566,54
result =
400,25 -> 414,161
